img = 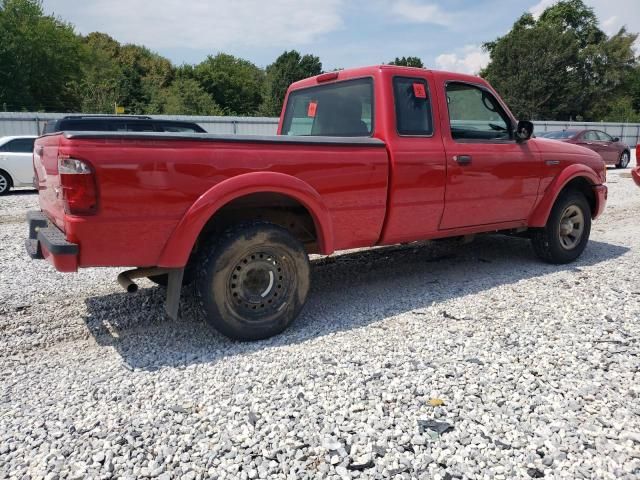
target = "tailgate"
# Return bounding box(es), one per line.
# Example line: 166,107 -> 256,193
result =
33,135 -> 66,231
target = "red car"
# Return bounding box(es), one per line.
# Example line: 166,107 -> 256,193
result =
633,145 -> 640,186
540,129 -> 631,168
27,66 -> 608,340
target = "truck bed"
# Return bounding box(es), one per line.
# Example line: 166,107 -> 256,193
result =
33,131 -> 390,269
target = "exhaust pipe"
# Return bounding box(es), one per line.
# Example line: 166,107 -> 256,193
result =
117,267 -> 185,321
117,267 -> 170,293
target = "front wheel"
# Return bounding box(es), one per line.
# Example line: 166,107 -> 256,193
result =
196,222 -> 310,341
531,191 -> 591,264
616,151 -> 630,169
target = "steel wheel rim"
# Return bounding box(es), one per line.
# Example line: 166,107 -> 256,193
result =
558,205 -> 584,250
621,152 -> 629,167
227,250 -> 292,320
0,175 -> 7,192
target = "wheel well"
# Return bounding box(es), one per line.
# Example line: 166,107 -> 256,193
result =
193,192 -> 319,257
561,177 -> 596,215
0,169 -> 13,187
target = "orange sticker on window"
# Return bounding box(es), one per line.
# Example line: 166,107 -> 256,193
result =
413,83 -> 427,98
307,101 -> 317,117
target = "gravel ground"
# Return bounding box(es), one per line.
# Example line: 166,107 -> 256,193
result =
1,158 -> 639,480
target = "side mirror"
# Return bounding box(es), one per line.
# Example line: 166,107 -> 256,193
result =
515,120 -> 534,142
613,137 -> 619,142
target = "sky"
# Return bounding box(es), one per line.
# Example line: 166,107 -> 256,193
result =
40,0 -> 640,73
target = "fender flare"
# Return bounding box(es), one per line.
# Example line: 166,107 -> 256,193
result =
528,164 -> 602,227
157,172 -> 334,267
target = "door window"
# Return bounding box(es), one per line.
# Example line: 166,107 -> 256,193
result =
393,77 -> 433,136
446,83 -> 512,141
595,131 -> 613,142
583,131 -> 599,141
0,138 -> 35,153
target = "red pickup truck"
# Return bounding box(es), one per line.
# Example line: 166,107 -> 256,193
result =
27,66 -> 608,340
633,145 -> 640,186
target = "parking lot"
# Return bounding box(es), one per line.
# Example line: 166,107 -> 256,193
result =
1,159 -> 639,479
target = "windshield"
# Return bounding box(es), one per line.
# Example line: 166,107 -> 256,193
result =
281,78 -> 373,137
540,130 -> 577,139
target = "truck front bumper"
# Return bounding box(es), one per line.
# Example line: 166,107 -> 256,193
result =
26,211 -> 79,272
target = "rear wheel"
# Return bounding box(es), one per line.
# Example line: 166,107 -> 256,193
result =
531,191 -> 591,264
0,171 -> 11,195
616,151 -> 630,169
196,222 -> 310,341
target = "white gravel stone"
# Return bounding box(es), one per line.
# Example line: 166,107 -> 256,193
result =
1,162 -> 639,479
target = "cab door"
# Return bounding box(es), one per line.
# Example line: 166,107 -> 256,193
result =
594,130 -> 619,164
435,78 -> 541,230
377,71 -> 447,244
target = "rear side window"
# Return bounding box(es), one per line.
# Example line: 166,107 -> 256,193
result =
393,77 -> 433,136
0,138 -> 35,153
282,78 -> 373,137
59,120 -> 113,131
156,122 -> 205,133
126,123 -> 155,132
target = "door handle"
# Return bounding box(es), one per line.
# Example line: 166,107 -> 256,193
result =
453,155 -> 472,165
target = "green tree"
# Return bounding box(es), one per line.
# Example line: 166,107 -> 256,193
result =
157,77 -> 222,115
481,0 -> 638,121
261,50 -> 322,117
77,33 -> 126,112
116,43 -> 174,114
0,0 -> 84,111
389,56 -> 424,68
78,32 -> 176,114
193,53 -> 264,115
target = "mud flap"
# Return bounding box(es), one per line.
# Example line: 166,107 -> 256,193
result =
165,268 -> 185,321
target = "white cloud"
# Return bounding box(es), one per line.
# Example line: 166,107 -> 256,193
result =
602,15 -> 618,34
391,0 -> 452,26
435,45 -> 489,75
42,0 -> 343,50
529,0 -> 556,19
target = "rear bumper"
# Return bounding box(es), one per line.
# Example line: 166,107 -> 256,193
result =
632,167 -> 640,187
26,211 -> 79,272
593,184 -> 607,218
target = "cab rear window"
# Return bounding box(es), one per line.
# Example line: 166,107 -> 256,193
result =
281,78 -> 373,137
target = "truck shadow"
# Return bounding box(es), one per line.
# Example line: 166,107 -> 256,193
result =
82,236 -> 629,370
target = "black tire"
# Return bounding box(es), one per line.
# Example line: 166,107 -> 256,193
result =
196,222 -> 310,341
616,150 -> 630,169
0,171 -> 11,195
531,190 -> 591,264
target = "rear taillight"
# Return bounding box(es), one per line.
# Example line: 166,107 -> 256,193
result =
58,155 -> 98,215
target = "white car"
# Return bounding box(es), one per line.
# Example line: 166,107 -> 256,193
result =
0,135 -> 37,195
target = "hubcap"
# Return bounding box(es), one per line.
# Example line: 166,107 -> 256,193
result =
558,205 -> 584,250
0,175 -> 7,192
228,251 -> 291,319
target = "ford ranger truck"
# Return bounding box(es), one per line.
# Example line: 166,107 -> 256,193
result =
27,66 -> 608,340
